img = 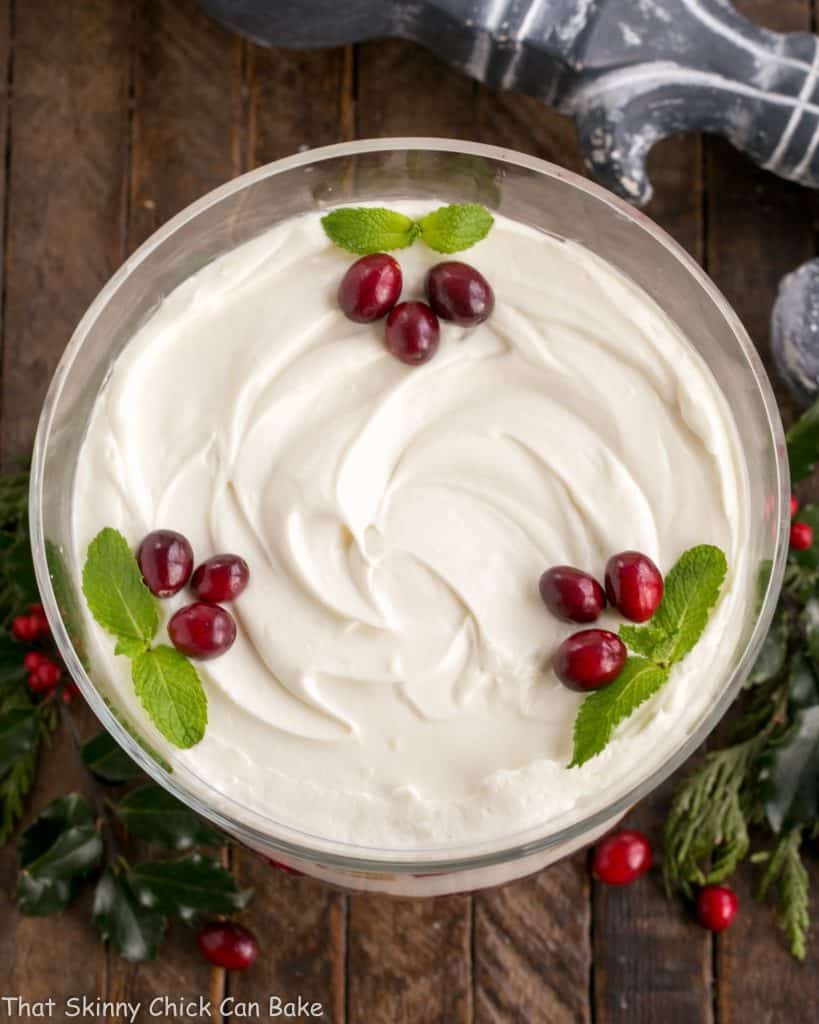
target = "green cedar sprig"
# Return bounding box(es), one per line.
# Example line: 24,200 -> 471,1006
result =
664,394 -> 819,960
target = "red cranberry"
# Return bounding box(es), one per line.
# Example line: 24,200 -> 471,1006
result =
27,658 -> 61,693
190,554 -> 250,603
605,551 -> 663,623
138,530 -> 194,597
198,921 -> 258,971
338,253 -> 402,323
790,521 -> 814,551
539,566 -> 606,623
23,651 -> 45,671
168,602 -> 236,660
554,629 -> 626,692
385,301 -> 440,366
696,884 -> 739,932
262,855 -> 303,877
791,494 -> 800,517
12,615 -> 39,642
592,830 -> 653,885
425,261 -> 495,326
61,680 -> 81,704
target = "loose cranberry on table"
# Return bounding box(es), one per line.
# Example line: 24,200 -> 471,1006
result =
553,628 -> 626,692
198,921 -> 258,971
605,551 -> 663,623
790,521 -> 814,551
425,261 -> 494,326
385,301 -> 440,366
338,253 -> 402,323
592,830 -> 653,885
190,554 -> 250,603
539,566 -> 606,623
696,884 -> 739,932
168,602 -> 236,660
138,529 -> 194,597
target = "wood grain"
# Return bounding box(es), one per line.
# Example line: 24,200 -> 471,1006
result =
475,864 -> 590,1024
0,0 -> 9,337
247,43 -> 353,165
0,0 -> 132,1008
347,894 -> 472,1023
708,2 -> 819,1020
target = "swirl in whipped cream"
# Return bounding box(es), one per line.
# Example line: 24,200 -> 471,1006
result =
72,203 -> 749,848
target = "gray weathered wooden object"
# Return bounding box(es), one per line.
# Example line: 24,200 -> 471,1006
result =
197,0 -> 819,205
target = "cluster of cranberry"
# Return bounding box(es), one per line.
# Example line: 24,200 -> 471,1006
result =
592,829 -> 739,931
789,493 -> 814,550
539,551 -> 664,690
137,530 -> 249,660
337,253 -> 494,365
12,603 -> 78,702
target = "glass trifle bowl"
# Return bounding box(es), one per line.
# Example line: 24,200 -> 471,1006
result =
31,139 -> 788,896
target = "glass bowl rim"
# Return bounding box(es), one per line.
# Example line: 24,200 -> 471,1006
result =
30,137 -> 789,874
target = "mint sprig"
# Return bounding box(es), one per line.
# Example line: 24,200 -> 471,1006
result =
620,545 -> 727,668
321,203 -> 493,255
82,528 -> 207,750
570,544 -> 727,767
132,647 -> 206,750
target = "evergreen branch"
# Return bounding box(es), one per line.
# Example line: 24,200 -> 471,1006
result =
664,736 -> 764,895
0,746 -> 38,845
758,828 -> 811,961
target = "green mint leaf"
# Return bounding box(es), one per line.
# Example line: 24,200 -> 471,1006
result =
127,852 -> 252,922
132,645 -> 207,750
82,528 -> 158,658
117,784 -> 223,850
620,545 -> 727,668
570,657 -> 670,767
94,868 -> 167,962
787,396 -> 819,483
17,794 -> 103,916
81,730 -> 143,783
418,203 -> 493,253
321,207 -> 419,254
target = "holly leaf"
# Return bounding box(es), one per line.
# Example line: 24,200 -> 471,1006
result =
788,654 -> 819,712
127,853 -> 252,922
81,731 -> 142,784
570,657 -> 670,767
94,869 -> 166,962
760,706 -> 819,833
746,616 -> 788,687
117,784 -> 223,850
17,794 -> 103,915
0,706 -> 38,777
802,597 -> 819,660
82,528 -> 158,657
787,396 -> 819,483
321,207 -> 419,254
620,545 -> 727,668
417,203 -> 494,253
131,645 -> 207,750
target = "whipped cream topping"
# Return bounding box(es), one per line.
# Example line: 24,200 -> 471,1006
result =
72,203 -> 750,850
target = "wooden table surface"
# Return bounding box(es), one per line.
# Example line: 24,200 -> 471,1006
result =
1,1 -> 819,1021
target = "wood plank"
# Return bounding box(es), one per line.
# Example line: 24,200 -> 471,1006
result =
475,863 -> 590,1024
225,33 -> 352,1024
341,39 -> 478,1024
708,1 -> 819,1019
129,0 -> 244,251
472,77 -> 593,1024
593,134 -> 713,1024
347,894 -> 472,1023
0,0 -> 132,1007
247,44 -> 353,165
109,2 -> 247,1019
